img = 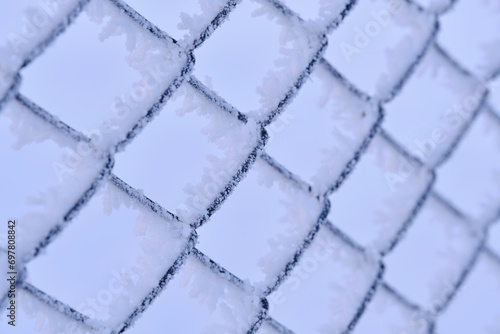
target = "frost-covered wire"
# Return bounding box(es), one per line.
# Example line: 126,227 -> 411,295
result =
1,0 -> 500,333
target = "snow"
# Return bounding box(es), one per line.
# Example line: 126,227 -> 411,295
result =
123,0 -> 228,45
280,0 -> 342,23
192,0 -> 324,121
1,0 -> 500,333
20,0 -> 189,153
435,108 -> 500,224
112,81 -> 261,225
125,254 -> 261,334
0,71 -> 12,103
192,0 -> 284,115
352,285 -> 430,334
384,195 -> 483,312
489,77 -> 500,113
489,221 -> 500,256
196,157 -> 322,286
177,0 -> 234,47
436,251 -> 500,333
266,62 -> 379,191
272,0 -> 354,34
265,61 -> 379,194
384,45 -> 487,168
0,0 -> 81,75
438,0 -> 500,79
324,0 -> 435,99
255,321 -> 281,334
0,99 -> 108,261
251,0 -> 326,119
411,0 -> 453,13
267,225 -> 382,334
328,133 -> 434,253
0,289 -> 101,334
24,179 -> 189,330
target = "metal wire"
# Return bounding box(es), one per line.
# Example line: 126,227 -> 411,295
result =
1,0 -> 499,333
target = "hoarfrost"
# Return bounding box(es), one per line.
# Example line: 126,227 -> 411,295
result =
255,158 -> 322,282
384,196 -> 482,311
83,0 -> 188,152
177,0 -> 229,45
252,0 -> 323,120
352,286 -> 429,334
268,227 -> 380,334
1,100 -> 108,261
376,2 -> 435,98
0,289 -> 101,334
412,0 -> 452,13
0,0 -> 81,75
174,83 -> 260,224
328,133 -> 433,252
179,256 -> 260,334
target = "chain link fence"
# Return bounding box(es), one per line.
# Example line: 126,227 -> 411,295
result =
1,0 -> 500,333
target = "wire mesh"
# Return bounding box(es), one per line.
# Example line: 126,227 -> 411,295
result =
1,0 -> 500,333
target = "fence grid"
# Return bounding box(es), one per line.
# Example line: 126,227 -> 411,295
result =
1,0 -> 500,333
